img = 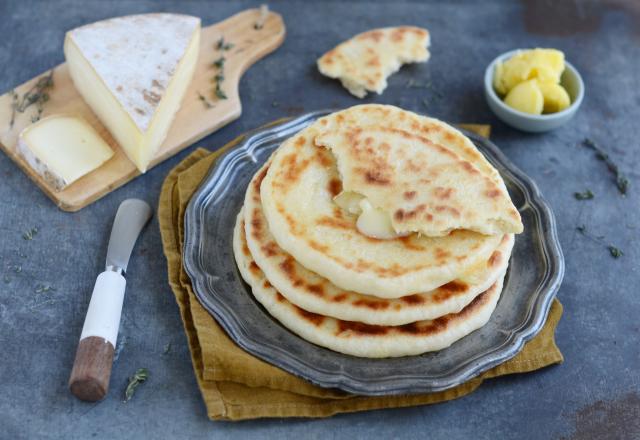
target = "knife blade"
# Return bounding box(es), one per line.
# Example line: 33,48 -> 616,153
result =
69,199 -> 152,402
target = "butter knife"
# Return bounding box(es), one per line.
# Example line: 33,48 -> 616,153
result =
69,199 -> 152,402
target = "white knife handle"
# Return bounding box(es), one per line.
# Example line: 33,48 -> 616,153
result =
80,271 -> 126,346
69,270 -> 126,401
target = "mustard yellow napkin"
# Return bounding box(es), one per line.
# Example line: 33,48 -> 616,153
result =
158,123 -> 563,421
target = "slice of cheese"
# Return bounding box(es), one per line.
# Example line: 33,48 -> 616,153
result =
64,13 -> 201,172
17,115 -> 114,191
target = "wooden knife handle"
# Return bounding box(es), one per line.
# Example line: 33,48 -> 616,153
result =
69,336 -> 115,401
69,270 -> 126,401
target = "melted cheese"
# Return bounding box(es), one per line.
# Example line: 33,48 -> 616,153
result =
334,191 -> 405,239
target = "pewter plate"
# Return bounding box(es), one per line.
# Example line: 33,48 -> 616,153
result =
183,111 -> 564,396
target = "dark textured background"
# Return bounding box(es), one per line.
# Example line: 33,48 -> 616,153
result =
1,1 -> 639,439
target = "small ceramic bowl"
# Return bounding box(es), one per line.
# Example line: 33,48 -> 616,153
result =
484,49 -> 584,133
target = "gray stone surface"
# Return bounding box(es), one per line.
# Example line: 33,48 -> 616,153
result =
0,1 -> 638,439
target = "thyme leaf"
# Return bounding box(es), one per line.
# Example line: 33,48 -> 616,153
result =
583,138 -> 629,195
212,57 -> 226,69
35,284 -> 56,293
574,190 -> 594,200
22,227 -> 38,240
215,37 -> 234,51
608,246 -> 623,258
197,92 -> 214,109
123,368 -> 149,402
214,84 -> 228,100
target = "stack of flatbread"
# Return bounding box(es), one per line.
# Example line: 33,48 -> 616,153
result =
233,104 -> 523,358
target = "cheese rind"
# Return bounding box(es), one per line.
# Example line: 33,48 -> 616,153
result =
17,115 -> 114,191
64,13 -> 201,172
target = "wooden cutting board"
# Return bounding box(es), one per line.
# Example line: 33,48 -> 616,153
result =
0,8 -> 285,212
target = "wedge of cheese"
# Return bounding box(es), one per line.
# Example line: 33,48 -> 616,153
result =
17,115 -> 114,191
64,13 -> 201,172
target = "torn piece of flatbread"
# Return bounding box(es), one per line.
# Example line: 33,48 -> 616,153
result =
317,26 -> 431,98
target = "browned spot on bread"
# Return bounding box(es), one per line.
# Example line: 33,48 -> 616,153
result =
395,204 -> 426,222
279,257 -> 295,277
250,211 -> 263,240
328,179 -> 342,197
398,236 -> 426,251
276,292 -> 286,302
435,205 -> 461,217
488,250 -> 502,268
404,191 -> 417,200
332,293 -> 348,303
315,148 -> 334,167
461,161 -> 480,175
309,240 -> 329,253
306,283 -> 325,297
391,28 -> 406,42
364,169 -> 391,185
358,30 -> 384,43
337,320 -> 389,336
260,242 -> 278,257
241,242 -> 251,257
434,248 -> 451,260
352,298 -> 390,310
294,136 -> 305,147
425,213 -> 434,221
400,294 -> 424,305
252,166 -> 269,195
486,188 -> 502,198
316,216 -> 353,230
263,280 -> 271,289
366,57 -> 381,67
295,306 -> 325,326
281,153 -> 311,185
249,262 -> 260,273
434,187 -> 454,199
405,159 -> 421,173
440,280 -> 468,293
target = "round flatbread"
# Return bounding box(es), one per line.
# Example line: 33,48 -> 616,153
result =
234,210 -> 506,358
260,119 -> 505,298
246,162 -> 514,325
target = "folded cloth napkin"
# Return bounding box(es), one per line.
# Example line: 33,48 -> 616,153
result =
158,122 -> 563,421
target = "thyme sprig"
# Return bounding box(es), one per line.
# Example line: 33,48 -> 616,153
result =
576,224 -> 623,259
123,368 -> 149,402
574,190 -> 594,200
583,138 -> 629,195
9,70 -> 54,128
